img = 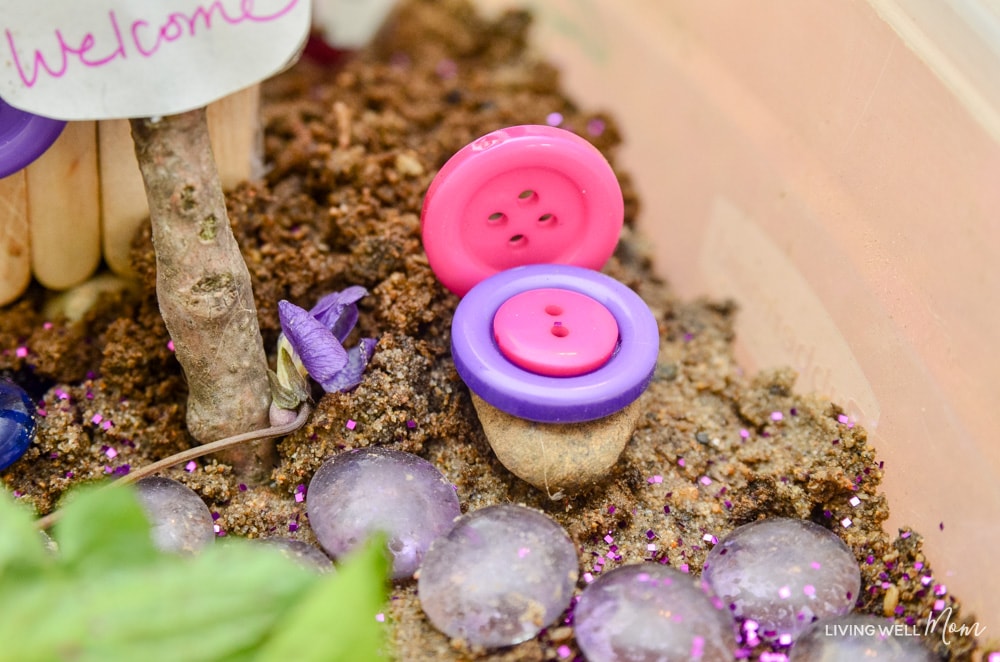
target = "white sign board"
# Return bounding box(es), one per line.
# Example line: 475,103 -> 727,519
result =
0,0 -> 311,120
313,0 -> 398,49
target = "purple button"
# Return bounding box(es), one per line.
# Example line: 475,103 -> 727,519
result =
0,97 -> 66,179
452,264 -> 659,423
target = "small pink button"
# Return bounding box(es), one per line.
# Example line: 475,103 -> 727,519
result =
493,288 -> 619,377
421,125 -> 624,296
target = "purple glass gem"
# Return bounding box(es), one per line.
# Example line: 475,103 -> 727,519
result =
790,615 -> 937,661
418,504 -> 578,648
306,447 -> 461,580
575,564 -> 737,661
702,518 -> 861,642
134,476 -> 215,555
253,537 -> 334,573
451,263 -> 659,423
0,378 -> 35,472
0,98 -> 65,179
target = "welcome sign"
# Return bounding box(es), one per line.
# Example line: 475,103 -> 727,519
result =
0,0 -> 311,120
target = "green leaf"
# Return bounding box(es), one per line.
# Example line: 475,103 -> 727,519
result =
0,538 -> 317,662
256,535 -> 391,662
0,490 -> 48,577
53,484 -> 158,574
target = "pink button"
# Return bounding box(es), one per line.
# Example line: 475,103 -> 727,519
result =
421,125 -> 624,296
493,288 -> 619,377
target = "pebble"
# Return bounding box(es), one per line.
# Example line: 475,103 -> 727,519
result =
473,395 -> 639,496
702,517 -> 861,641
417,504 -> 578,648
574,564 -> 737,661
307,447 -> 461,580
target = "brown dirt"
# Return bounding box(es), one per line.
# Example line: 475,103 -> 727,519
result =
0,1 -> 986,659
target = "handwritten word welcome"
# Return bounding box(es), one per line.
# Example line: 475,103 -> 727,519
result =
5,0 -> 300,88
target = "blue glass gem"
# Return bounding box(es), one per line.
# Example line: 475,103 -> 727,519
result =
0,378 -> 36,471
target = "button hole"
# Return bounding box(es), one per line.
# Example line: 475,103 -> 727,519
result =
544,305 -> 563,316
537,213 -> 555,225
517,189 -> 538,205
508,234 -> 526,247
551,324 -> 569,338
487,212 -> 506,225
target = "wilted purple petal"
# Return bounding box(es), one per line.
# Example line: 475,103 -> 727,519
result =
279,300 -> 348,383
311,286 -> 367,341
319,337 -> 377,393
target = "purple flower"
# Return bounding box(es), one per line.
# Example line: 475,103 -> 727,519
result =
278,287 -> 377,393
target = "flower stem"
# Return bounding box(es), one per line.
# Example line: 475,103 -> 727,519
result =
34,403 -> 312,531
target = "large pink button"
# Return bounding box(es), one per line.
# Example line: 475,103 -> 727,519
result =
421,125 -> 624,297
493,288 -> 619,377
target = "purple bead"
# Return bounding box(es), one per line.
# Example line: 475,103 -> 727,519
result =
134,476 -> 215,554
790,615 -> 936,661
418,504 -> 578,648
703,518 -> 861,642
0,378 -> 35,472
575,564 -> 737,661
306,447 -> 461,580
451,264 -> 659,423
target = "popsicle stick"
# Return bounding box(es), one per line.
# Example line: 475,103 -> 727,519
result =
99,118 -> 150,277
206,84 -> 261,189
27,121 -> 101,291
0,171 -> 31,306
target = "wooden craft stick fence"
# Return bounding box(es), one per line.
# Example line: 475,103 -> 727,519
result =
0,85 -> 259,305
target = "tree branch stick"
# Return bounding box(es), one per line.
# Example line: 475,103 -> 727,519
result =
130,109 -> 273,479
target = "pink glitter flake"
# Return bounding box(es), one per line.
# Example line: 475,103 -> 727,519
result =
43,321 -> 53,330
647,474 -> 663,484
586,118 -> 606,137
934,584 -> 947,596
545,112 -> 564,126
770,411 -> 784,421
288,521 -> 299,533
778,586 -> 791,599
699,475 -> 712,486
677,458 -> 686,467
849,496 -> 861,507
702,533 -> 717,545
647,543 -> 657,552
15,346 -> 28,358
803,584 -> 816,597
933,599 -> 946,612
345,419 -> 357,430
185,460 -> 197,472
294,492 -> 304,503
604,534 -> 614,544
375,613 -> 386,623
557,644 -> 572,659
583,572 -> 594,583
105,447 -> 118,459
679,563 -> 689,573
518,547 -> 531,558
167,340 -> 175,352
840,517 -> 852,528
101,420 -> 113,431
739,428 -> 750,439
91,414 -> 103,425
